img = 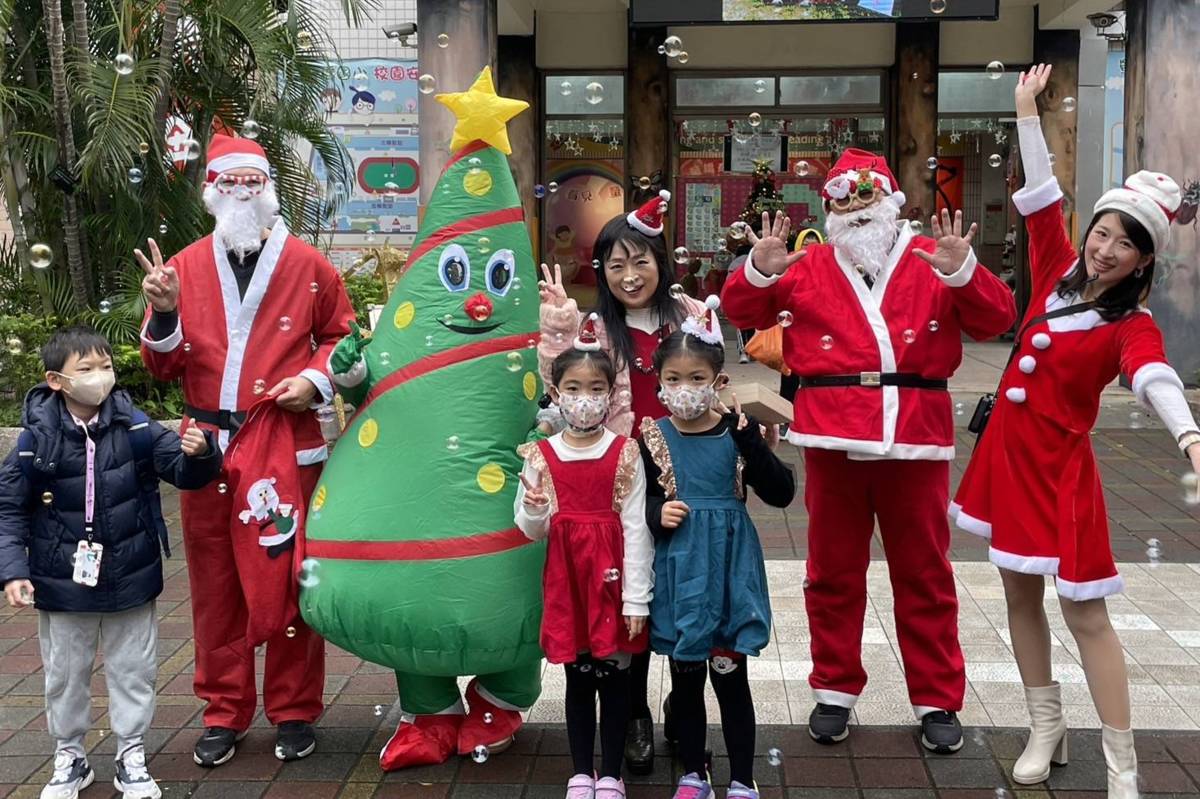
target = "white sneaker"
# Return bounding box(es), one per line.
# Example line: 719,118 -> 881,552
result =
113,746 -> 162,799
40,751 -> 94,799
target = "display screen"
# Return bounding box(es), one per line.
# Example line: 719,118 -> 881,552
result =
631,0 -> 998,24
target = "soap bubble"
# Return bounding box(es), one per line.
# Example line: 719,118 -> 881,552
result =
1182,473 -> 1200,506
183,139 -> 201,161
928,320 -> 940,332
99,300 -> 112,314
436,33 -> 450,48
379,352 -> 391,365
1049,153 -> 1057,166
366,229 -> 376,243
663,36 -> 684,58
299,559 -> 320,588
425,335 -> 434,347
483,712 -> 494,724
159,223 -> 168,235
955,402 -> 965,416
471,745 -> 489,764
285,626 -> 296,638
677,52 -> 689,65
279,316 -> 293,331
418,74 -> 436,94
902,328 -> 917,344
374,705 -> 383,717
446,436 -> 461,452
657,45 -> 666,55
534,184 -> 547,198
819,335 -> 834,351
559,80 -> 573,97
988,154 -> 1003,168
910,220 -> 924,235
242,120 -> 261,140
353,69 -> 369,83
548,181 -> 559,193
591,259 -> 601,270
673,247 -> 690,264
478,236 -> 491,254
138,141 -> 150,155
585,82 -> 605,106
637,175 -> 652,191
128,168 -> 144,185
986,61 -> 1005,80
42,492 -> 53,505
30,243 -> 53,269
669,284 -> 686,299
767,747 -> 783,766
926,157 -> 938,170
506,352 -> 523,372
217,483 -> 228,494
754,79 -> 768,94
777,310 -> 794,328
794,160 -> 810,177
748,112 -> 762,128
310,282 -> 319,293
729,221 -> 750,240
296,31 -> 313,49
442,313 -> 454,324
183,343 -> 192,353
253,379 -> 267,395
930,0 -> 947,13
114,53 -> 135,75
1062,96 -> 1076,113
603,568 -> 620,582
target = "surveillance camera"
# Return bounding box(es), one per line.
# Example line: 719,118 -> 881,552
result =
1087,12 -> 1119,31
383,22 -> 417,39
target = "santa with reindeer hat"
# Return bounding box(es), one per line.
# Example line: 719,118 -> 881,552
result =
722,148 -> 1016,753
138,132 -> 354,768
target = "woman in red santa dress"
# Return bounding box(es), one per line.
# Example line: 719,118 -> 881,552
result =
951,64 -> 1200,798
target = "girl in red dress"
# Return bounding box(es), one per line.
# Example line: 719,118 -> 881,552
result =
951,65 -> 1200,798
516,333 -> 653,799
537,191 -> 705,774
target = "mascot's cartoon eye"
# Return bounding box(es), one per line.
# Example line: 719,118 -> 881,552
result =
439,244 -> 471,292
485,250 -> 516,297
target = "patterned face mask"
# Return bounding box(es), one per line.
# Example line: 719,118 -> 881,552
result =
658,383 -> 717,421
557,392 -> 609,433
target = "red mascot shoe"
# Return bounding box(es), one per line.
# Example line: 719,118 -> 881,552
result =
379,713 -> 462,771
457,678 -> 524,756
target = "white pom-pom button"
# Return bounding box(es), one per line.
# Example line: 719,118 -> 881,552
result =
1031,332 -> 1051,350
1018,355 -> 1037,374
1005,387 -> 1027,404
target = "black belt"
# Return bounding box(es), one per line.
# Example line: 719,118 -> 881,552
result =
185,404 -> 247,432
799,372 -> 948,390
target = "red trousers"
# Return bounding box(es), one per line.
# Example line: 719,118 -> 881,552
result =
803,449 -> 965,714
181,465 -> 325,730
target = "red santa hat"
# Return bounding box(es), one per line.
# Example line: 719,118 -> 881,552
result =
574,313 -> 602,351
821,148 -> 905,208
681,295 -> 723,346
627,190 -> 672,237
206,133 -> 271,182
1094,170 -> 1181,253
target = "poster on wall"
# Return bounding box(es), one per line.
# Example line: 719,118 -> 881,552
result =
543,160 -> 626,308
308,58 -> 420,272
683,183 -> 723,253
728,134 -> 783,173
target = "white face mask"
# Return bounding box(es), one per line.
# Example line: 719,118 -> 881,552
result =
658,383 -> 718,421
57,369 -> 116,407
557,392 -> 610,434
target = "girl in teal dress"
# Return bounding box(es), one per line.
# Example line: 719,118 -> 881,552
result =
638,298 -> 795,799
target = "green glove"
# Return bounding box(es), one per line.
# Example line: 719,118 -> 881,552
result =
330,321 -> 369,375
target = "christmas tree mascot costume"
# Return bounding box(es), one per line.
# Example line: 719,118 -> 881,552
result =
299,68 -> 545,770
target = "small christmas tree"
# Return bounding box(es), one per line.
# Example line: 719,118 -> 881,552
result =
739,157 -> 787,228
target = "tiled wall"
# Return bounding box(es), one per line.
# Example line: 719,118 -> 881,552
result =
320,0 -> 418,61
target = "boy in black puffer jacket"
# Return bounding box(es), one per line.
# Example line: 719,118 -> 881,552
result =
0,326 -> 221,799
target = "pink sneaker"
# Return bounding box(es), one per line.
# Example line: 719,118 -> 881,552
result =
595,776 -> 626,798
672,772 -> 713,799
566,773 -> 595,799
727,781 -> 759,799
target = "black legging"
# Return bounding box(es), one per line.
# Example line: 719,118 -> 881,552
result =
629,649 -> 652,720
566,656 -> 632,779
669,656 -> 756,786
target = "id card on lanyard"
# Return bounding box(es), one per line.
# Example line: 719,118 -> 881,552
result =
72,416 -> 101,587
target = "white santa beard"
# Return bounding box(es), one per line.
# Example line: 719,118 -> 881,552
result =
203,183 -> 281,259
825,196 -> 902,280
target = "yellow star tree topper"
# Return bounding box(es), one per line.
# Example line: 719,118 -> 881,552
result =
435,66 -> 529,155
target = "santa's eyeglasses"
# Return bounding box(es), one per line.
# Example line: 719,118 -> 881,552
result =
828,185 -> 881,212
213,174 -> 269,196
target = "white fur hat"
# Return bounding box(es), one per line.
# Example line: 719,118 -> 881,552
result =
1093,170 -> 1181,253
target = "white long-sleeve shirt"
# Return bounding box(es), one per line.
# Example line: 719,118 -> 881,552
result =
514,430 -> 654,616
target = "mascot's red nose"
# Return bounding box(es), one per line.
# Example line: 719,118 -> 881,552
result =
465,293 -> 494,322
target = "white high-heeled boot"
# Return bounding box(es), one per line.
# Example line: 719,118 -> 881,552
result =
1102,724 -> 1139,798
1012,683 -> 1068,784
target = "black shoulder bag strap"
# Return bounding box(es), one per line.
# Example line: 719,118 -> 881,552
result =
968,301 -> 1096,439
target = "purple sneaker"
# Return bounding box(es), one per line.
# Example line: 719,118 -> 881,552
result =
566,773 -> 595,799
672,772 -> 713,799
727,780 -> 759,799
594,776 -> 625,798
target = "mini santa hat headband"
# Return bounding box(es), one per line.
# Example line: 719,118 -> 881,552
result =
627,190 -> 672,237
821,148 -> 906,208
680,295 -> 723,346
1093,170 -> 1182,254
574,313 -> 602,351
206,133 -> 272,182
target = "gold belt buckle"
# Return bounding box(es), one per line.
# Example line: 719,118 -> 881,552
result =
860,371 -> 882,387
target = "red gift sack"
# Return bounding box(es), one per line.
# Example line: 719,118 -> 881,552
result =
222,397 -> 306,645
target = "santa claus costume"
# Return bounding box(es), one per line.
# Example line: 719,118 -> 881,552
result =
140,134 -> 354,765
722,149 -> 1016,751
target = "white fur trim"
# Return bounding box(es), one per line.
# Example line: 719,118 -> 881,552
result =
785,431 -> 953,461
296,445 -> 328,465
1130,361 -> 1184,407
950,504 -> 993,538
1012,177 -> 1064,217
913,705 -> 950,720
1031,333 -> 1051,350
208,153 -> 271,177
1056,573 -> 1126,601
933,248 -> 977,288
743,250 -> 782,287
331,356 -> 367,388
299,367 -> 333,405
1005,387 -> 1027,404
890,191 -> 906,208
1019,355 -> 1037,374
989,546 -> 1060,575
626,212 -> 662,236
1096,171 -> 1179,253
1044,287 -> 1106,332
140,317 -> 184,353
848,442 -> 956,461
812,688 -> 858,709
474,682 -> 527,712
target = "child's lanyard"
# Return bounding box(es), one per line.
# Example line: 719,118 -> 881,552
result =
77,419 -> 95,542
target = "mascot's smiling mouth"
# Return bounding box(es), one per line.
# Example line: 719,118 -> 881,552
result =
439,318 -> 502,335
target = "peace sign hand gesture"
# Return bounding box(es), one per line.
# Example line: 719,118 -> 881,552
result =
747,211 -> 808,277
913,209 -> 977,277
136,238 -> 180,312
538,263 -> 570,308
520,471 -> 550,510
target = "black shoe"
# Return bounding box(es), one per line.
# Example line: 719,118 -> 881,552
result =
193,727 -> 241,767
624,717 -> 654,776
808,703 -> 851,744
920,711 -> 963,754
275,721 -> 316,761
662,695 -> 677,746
